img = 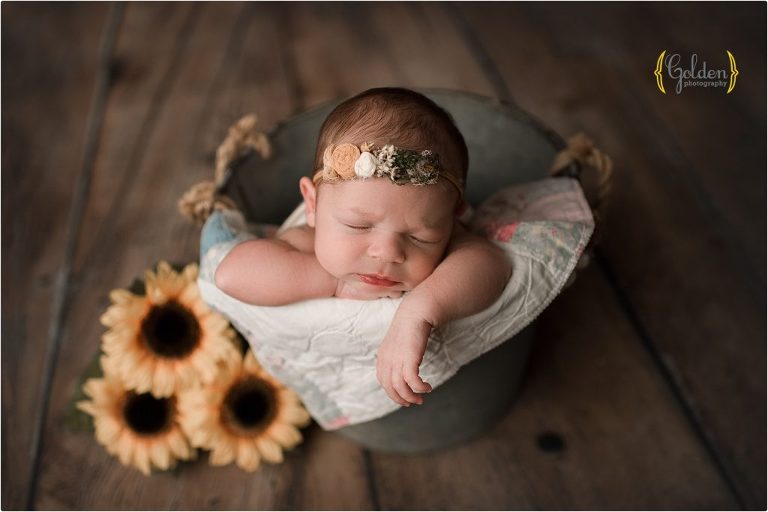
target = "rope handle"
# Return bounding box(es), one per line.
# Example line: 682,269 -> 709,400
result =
178,114 -> 271,226
549,132 -> 614,246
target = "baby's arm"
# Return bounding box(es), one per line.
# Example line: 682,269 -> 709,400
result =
214,226 -> 337,305
406,222 -> 512,326
376,222 -> 512,406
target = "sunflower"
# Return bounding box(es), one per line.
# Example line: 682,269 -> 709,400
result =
100,261 -> 241,398
76,356 -> 195,475
177,351 -> 311,472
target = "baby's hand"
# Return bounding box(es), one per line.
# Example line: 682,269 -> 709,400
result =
376,309 -> 433,406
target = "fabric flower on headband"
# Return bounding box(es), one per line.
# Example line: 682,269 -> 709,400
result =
354,151 -> 378,178
316,142 -> 455,189
330,144 -> 360,179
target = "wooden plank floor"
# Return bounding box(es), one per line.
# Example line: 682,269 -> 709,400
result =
3,2 -> 765,510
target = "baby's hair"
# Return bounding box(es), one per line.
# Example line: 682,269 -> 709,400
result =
313,88 -> 469,188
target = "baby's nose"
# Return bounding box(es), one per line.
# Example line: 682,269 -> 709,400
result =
367,233 -> 406,264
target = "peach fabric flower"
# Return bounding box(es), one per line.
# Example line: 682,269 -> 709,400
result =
332,143 -> 360,179
322,144 -> 336,180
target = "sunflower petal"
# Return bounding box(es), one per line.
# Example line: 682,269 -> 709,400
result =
236,439 -> 262,472
76,400 -> 98,417
152,266 -> 182,298
202,314 -> 230,336
178,283 -> 202,306
280,404 -> 311,426
208,438 -> 236,466
81,379 -> 105,401
267,423 -> 302,449
130,358 -> 156,394
255,436 -> 284,464
109,288 -> 136,304
190,353 -> 219,384
167,429 -> 193,459
175,360 -> 198,389
133,444 -> 152,475
242,351 -> 262,373
152,362 -> 175,398
149,440 -> 171,470
94,416 -> 123,445
182,262 -> 199,282
115,432 -> 134,466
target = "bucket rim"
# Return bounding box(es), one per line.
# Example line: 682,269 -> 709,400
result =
262,87 -> 567,151
218,88 -> 576,195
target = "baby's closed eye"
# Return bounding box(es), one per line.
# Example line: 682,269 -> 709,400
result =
409,234 -> 442,244
343,223 -> 371,231
343,223 -> 441,244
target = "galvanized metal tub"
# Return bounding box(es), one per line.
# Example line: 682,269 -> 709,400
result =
220,90 -> 572,453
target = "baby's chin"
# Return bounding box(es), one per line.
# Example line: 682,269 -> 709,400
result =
357,281 -> 408,298
378,289 -> 406,299
341,275 -> 414,299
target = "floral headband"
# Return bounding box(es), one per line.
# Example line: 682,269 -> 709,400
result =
312,142 -> 464,195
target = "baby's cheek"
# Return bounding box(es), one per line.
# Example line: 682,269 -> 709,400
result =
314,238 -> 340,276
315,234 -> 357,277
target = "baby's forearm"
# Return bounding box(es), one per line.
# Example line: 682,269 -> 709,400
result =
215,239 -> 336,305
403,225 -> 511,327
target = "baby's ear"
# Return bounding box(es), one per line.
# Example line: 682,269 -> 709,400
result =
299,177 -> 318,227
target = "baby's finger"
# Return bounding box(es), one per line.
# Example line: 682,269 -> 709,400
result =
392,369 -> 423,405
385,385 -> 410,407
403,364 -> 432,394
382,367 -> 411,407
375,359 -> 386,386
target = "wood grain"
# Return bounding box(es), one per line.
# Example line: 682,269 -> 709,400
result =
458,2 -> 764,507
277,1 -> 495,111
1,3 -> 110,509
640,2 -> 766,285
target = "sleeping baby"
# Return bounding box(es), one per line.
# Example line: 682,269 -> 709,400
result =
214,87 -> 512,408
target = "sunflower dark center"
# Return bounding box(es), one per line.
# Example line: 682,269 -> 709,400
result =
141,300 -> 201,358
221,377 -> 277,435
123,392 -> 174,436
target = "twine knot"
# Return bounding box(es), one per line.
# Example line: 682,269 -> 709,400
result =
550,132 -> 613,211
177,181 -> 237,227
178,114 -> 272,225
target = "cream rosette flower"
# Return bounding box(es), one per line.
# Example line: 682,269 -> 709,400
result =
100,261 -> 241,398
76,356 -> 195,475
177,351 -> 311,472
354,151 -> 378,178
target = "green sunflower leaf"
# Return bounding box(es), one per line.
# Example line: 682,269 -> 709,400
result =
61,350 -> 103,432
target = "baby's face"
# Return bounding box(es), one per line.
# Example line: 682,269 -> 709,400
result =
301,177 -> 459,297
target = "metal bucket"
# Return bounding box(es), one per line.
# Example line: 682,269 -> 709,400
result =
220,90 -> 571,453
